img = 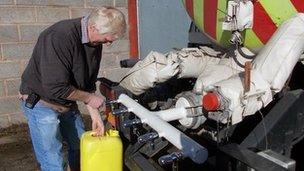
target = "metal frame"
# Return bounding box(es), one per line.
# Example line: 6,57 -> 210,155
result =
98,76 -> 304,170
216,143 -> 292,171
241,90 -> 304,156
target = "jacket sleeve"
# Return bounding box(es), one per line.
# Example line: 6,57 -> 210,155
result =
40,32 -> 76,99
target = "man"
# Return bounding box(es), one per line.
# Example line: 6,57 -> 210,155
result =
19,7 -> 126,171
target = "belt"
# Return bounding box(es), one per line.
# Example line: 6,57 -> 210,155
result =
19,93 -> 77,113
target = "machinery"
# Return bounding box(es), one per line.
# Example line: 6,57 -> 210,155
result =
99,1 -> 304,170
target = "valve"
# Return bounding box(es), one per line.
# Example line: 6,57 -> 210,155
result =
158,152 -> 184,165
122,119 -> 142,128
137,132 -> 159,143
105,100 -> 118,107
112,107 -> 128,115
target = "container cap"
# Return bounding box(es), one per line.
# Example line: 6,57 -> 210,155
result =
202,92 -> 220,111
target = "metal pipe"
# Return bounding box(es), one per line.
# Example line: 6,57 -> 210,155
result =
117,94 -> 208,164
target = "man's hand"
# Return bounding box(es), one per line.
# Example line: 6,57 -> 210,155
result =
87,93 -> 106,110
86,105 -> 105,136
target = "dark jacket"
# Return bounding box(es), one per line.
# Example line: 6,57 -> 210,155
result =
20,18 -> 102,106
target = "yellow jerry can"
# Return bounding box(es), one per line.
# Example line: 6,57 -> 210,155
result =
81,130 -> 123,171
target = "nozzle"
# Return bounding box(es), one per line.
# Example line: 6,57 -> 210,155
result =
112,107 -> 128,115
122,119 -> 142,128
137,132 -> 159,143
158,152 -> 184,165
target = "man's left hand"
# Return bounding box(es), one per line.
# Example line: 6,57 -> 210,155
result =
86,105 -> 105,136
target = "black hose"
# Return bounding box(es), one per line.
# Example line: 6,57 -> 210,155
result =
227,45 -> 245,68
236,44 -> 256,59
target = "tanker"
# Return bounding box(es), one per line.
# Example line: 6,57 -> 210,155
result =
183,0 -> 304,52
99,1 -> 304,170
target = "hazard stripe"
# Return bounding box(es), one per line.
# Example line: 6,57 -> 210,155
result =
243,29 -> 263,51
252,2 -> 277,44
193,0 -> 204,29
259,0 -> 297,27
216,0 -> 231,46
185,0 -> 194,19
291,0 -> 304,12
204,0 -> 218,39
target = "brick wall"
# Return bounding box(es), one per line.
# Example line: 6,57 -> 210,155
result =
0,0 -> 130,128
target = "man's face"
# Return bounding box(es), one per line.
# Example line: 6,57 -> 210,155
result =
88,25 -> 117,46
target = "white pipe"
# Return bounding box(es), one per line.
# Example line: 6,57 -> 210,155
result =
117,94 -> 208,164
253,13 -> 304,93
154,108 -> 188,121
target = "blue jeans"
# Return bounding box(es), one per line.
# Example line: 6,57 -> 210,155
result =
21,101 -> 85,171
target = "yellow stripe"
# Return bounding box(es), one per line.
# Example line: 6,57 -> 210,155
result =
259,0 -> 297,27
243,29 -> 263,51
193,0 -> 204,30
217,0 -> 231,46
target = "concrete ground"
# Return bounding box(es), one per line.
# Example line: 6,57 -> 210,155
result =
0,116 -> 92,171
0,124 -> 39,171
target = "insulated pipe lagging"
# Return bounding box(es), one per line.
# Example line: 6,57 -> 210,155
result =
253,13 -> 304,92
117,94 -> 208,164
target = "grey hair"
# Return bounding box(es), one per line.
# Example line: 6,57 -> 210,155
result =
88,7 -> 126,39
